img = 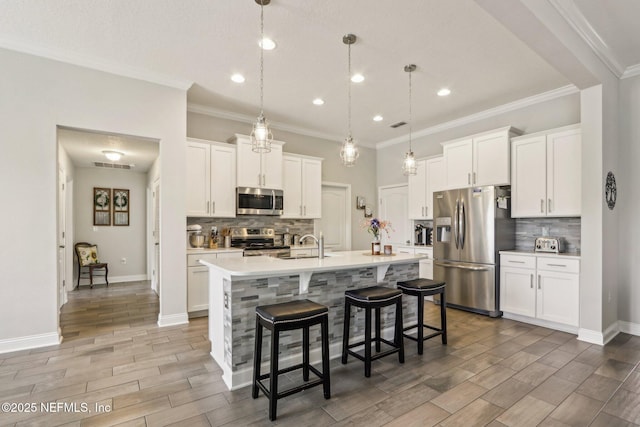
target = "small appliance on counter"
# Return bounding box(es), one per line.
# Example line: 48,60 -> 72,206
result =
534,237 -> 563,253
415,224 -> 432,245
187,224 -> 204,248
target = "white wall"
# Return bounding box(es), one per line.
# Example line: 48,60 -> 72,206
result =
73,167 -> 149,282
187,112 -> 378,250
0,47 -> 187,351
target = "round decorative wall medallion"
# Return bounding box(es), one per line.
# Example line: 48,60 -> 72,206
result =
605,171 -> 617,210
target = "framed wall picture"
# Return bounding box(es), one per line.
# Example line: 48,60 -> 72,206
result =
356,196 -> 366,209
93,187 -> 111,226
113,188 -> 130,226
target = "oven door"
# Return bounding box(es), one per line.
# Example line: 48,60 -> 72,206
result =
236,187 -> 283,216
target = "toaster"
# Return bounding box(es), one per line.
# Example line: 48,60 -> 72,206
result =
534,237 -> 563,253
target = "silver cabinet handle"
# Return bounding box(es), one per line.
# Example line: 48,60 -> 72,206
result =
206,201 -> 210,214
425,206 -> 428,216
540,199 -> 544,213
473,172 -> 476,184
537,274 -> 541,289
509,260 -> 525,264
421,206 -> 424,217
547,263 -> 567,268
530,274 -> 533,288
300,205 -> 303,215
304,206 -> 306,216
263,174 -> 266,186
258,174 -> 261,186
212,201 -> 215,214
468,173 -> 471,185
548,198 -> 552,213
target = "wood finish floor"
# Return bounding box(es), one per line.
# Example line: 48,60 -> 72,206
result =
1,281 -> 639,426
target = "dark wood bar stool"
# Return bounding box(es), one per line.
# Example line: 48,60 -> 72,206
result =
252,299 -> 330,421
341,286 -> 404,377
397,278 -> 447,354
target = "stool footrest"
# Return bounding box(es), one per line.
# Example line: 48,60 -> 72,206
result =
403,323 -> 444,334
347,346 -> 400,362
256,364 -> 326,399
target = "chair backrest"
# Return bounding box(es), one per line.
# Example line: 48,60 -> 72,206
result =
75,242 -> 100,266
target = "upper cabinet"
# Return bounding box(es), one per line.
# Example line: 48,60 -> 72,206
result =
408,156 -> 444,220
442,127 -> 522,189
229,134 -> 284,189
186,138 -> 236,217
511,124 -> 581,218
282,154 -> 323,219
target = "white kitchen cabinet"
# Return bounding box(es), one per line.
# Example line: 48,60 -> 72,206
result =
187,251 -> 242,315
511,124 -> 581,218
442,127 -> 521,189
186,139 -> 236,217
230,134 -> 284,189
408,156 -> 444,220
415,247 -> 433,280
282,154 -> 322,218
500,252 -> 579,330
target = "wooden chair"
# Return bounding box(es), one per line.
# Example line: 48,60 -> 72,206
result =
74,242 -> 109,289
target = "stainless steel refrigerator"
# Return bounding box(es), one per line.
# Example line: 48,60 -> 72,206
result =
433,186 -> 514,317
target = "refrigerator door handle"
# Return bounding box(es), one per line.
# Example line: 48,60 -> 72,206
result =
459,200 -> 466,250
453,199 -> 459,249
434,260 -> 492,271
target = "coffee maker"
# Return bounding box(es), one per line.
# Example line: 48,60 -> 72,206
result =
415,224 -> 432,245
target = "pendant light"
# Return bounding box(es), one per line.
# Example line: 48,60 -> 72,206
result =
251,0 -> 273,153
340,34 -> 359,167
402,64 -> 417,176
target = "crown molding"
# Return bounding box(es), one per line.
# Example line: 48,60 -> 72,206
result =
187,103 -> 346,144
622,63 -> 640,80
0,37 -> 193,91
376,84 -> 579,149
548,0 -> 625,78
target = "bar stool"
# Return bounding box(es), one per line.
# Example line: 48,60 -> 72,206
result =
252,299 -> 330,421
397,278 -> 447,354
341,286 -> 404,377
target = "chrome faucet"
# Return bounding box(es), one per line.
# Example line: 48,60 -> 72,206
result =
300,233 -> 324,259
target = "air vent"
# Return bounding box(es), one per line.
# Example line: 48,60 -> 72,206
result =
94,162 -> 132,169
390,121 -> 407,128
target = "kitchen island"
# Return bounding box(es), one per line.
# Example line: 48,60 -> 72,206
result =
200,251 -> 426,389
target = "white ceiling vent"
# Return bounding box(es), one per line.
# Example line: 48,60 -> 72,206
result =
390,121 -> 407,128
94,162 -> 132,169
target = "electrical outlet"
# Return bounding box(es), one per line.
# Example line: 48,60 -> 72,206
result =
121,257 -> 127,264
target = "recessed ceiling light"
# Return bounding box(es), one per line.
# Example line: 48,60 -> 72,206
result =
231,73 -> 245,83
259,38 -> 276,50
437,88 -> 451,97
102,150 -> 124,161
351,73 -> 365,83
373,115 -> 383,122
312,98 -> 325,106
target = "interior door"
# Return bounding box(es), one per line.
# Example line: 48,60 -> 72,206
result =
315,184 -> 349,250
378,185 -> 410,246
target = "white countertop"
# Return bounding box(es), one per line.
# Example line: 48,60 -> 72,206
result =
199,250 -> 426,279
500,250 -> 581,260
187,247 -> 244,255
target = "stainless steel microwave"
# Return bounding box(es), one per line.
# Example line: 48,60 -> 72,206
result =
236,187 -> 283,216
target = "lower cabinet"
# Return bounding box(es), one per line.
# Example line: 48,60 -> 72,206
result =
187,252 -> 242,316
396,246 -> 433,280
500,253 -> 579,329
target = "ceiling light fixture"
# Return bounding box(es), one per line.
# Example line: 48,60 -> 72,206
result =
373,115 -> 383,122
437,88 -> 451,97
231,73 -> 245,83
351,73 -> 365,83
251,0 -> 273,153
402,64 -> 417,176
103,150 -> 124,161
340,33 -> 360,167
259,37 -> 276,50
312,98 -> 325,106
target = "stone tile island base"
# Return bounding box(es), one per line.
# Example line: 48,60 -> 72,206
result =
206,260 -> 420,390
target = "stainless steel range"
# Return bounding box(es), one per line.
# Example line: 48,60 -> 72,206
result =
229,227 -> 290,258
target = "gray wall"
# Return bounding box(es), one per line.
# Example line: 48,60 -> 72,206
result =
187,112 -> 377,250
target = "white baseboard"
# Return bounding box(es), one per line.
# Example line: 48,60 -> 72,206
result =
578,322 -> 619,346
619,320 -> 640,336
157,313 -> 189,327
109,274 -> 148,283
0,331 -> 61,354
502,312 -> 578,335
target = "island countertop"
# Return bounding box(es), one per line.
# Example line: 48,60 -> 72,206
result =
199,250 -> 427,279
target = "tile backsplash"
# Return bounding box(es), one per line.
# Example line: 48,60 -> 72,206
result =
514,217 -> 581,253
187,216 -> 314,245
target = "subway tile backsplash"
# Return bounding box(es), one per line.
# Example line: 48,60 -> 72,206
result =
514,217 -> 581,253
187,216 -> 314,245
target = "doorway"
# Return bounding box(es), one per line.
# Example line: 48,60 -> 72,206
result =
315,182 -> 351,251
378,185 -> 411,247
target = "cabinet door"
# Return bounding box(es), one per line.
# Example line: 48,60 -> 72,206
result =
302,158 -> 322,218
547,129 -> 581,217
511,136 -> 547,217
500,266 -> 536,317
262,143 -> 283,189
425,157 -> 444,220
536,271 -> 579,326
187,266 -> 209,312
236,138 -> 262,188
408,159 -> 427,219
186,141 -> 211,217
419,259 -> 433,280
474,131 -> 510,186
282,156 -> 302,218
210,145 -> 236,217
443,138 -> 473,189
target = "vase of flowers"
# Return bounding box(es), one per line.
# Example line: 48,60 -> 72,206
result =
362,218 -> 392,255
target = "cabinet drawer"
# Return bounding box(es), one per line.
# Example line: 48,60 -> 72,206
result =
415,248 -> 433,258
501,254 -> 536,269
537,257 -> 579,274
187,253 -> 218,267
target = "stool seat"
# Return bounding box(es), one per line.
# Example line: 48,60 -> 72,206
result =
397,279 -> 447,354
397,278 -> 445,292
256,300 -> 328,324
345,286 -> 402,302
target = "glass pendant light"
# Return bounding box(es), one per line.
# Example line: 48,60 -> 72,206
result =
340,34 -> 359,167
402,64 -> 417,176
251,0 -> 273,153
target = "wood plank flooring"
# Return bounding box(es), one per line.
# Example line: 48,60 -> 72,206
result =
1,281 -> 639,426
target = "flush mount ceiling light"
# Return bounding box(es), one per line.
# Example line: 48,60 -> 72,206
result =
402,64 -> 417,176
259,37 -> 276,50
312,98 -> 325,106
351,73 -> 365,83
250,0 -> 273,153
340,33 -> 360,167
373,115 -> 383,122
437,88 -> 451,97
231,73 -> 245,83
102,150 -> 124,161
